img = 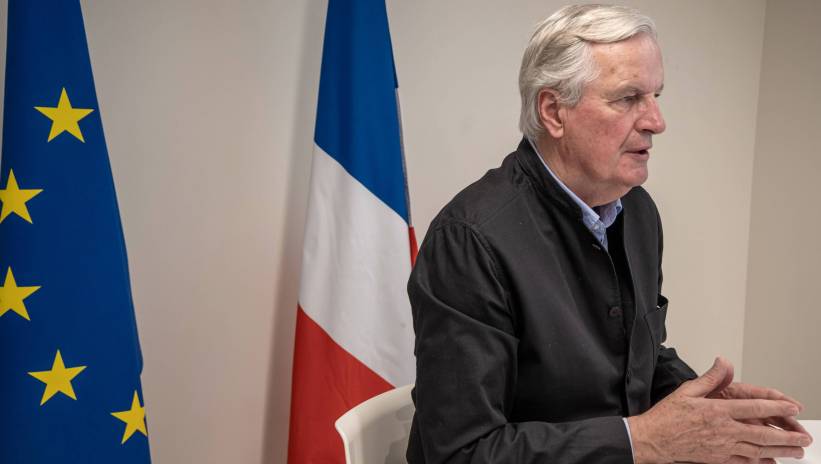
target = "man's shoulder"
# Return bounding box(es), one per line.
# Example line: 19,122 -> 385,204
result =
432,150 -> 530,230
623,185 -> 659,218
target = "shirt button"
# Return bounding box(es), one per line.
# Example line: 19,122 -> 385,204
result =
609,306 -> 622,317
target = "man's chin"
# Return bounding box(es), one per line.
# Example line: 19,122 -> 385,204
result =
622,169 -> 649,189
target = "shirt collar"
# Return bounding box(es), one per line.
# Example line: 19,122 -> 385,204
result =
528,138 -> 623,230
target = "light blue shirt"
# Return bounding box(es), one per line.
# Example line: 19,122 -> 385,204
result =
529,139 -> 634,460
529,139 -> 623,250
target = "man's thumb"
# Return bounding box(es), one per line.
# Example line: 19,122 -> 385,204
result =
679,356 -> 734,398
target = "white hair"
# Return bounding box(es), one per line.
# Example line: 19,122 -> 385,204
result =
518,4 -> 657,140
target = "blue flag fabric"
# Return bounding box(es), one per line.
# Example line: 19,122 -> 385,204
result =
0,1 -> 151,462
313,0 -> 409,223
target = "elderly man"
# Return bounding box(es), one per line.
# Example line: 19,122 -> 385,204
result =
407,5 -> 812,464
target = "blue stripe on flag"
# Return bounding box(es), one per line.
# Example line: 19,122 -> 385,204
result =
314,0 -> 409,223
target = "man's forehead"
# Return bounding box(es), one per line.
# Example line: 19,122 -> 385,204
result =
589,35 -> 664,90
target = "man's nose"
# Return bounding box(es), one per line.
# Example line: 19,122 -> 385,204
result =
637,97 -> 666,134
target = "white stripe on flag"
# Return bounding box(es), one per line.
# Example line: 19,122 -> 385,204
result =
299,143 -> 415,387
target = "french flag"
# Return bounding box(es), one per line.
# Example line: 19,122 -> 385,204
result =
287,1 -> 417,462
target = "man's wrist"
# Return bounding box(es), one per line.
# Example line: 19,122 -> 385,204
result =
626,415 -> 668,464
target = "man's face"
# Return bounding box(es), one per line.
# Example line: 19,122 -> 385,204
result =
556,33 -> 666,203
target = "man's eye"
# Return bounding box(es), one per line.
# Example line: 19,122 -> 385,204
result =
612,94 -> 638,104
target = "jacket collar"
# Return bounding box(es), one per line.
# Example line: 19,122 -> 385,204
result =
513,137 -> 585,221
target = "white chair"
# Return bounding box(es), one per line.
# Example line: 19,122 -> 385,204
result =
334,384 -> 415,464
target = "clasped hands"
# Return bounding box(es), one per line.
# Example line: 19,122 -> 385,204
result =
627,357 -> 813,464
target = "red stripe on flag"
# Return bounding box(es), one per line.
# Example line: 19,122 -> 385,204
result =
288,305 -> 394,464
409,226 -> 418,267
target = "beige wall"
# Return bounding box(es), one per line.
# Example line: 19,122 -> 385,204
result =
77,1 -> 323,463
743,0 -> 821,418
4,1 -> 815,463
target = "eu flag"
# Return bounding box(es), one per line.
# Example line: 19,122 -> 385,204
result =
0,1 -> 151,462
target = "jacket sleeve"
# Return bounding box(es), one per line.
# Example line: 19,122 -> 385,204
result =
651,347 -> 697,404
650,208 -> 697,405
408,221 -> 633,464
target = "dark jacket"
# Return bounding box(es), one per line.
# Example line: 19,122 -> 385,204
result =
407,139 -> 696,463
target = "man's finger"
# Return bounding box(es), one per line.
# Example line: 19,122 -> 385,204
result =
766,416 -> 811,436
725,383 -> 805,411
706,358 -> 735,398
737,423 -> 813,447
740,417 -> 767,427
732,442 -> 806,460
726,399 -> 799,420
679,356 -> 734,397
723,456 -> 777,464
723,457 -> 749,464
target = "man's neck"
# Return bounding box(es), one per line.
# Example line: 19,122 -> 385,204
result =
534,137 -> 621,208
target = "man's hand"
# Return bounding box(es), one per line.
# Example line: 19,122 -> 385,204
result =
706,365 -> 810,439
627,357 -> 813,464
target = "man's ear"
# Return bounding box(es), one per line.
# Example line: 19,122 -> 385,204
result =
538,89 -> 564,138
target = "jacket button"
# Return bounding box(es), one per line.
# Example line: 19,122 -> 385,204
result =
626,371 -> 632,383
609,306 -> 622,317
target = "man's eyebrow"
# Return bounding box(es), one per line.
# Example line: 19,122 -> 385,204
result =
608,85 -> 642,97
611,83 -> 664,97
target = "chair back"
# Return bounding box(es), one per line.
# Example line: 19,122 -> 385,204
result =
334,384 -> 415,464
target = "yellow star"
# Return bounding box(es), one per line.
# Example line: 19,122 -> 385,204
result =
0,170 -> 43,223
111,391 -> 148,444
0,267 -> 41,320
28,350 -> 87,405
34,88 -> 94,142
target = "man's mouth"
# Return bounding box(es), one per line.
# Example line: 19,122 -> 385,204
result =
626,149 -> 650,156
